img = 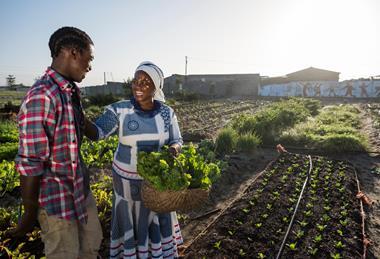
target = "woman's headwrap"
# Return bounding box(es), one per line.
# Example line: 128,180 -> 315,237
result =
135,61 -> 165,103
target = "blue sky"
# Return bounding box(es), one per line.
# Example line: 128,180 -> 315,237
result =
1,0 -> 379,86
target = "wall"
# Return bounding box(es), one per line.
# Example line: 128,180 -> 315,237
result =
259,80 -> 380,98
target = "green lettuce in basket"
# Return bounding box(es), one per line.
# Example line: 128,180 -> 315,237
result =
137,144 -> 221,192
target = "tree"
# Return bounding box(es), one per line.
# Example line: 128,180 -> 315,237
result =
123,78 -> 133,98
6,75 -> 16,87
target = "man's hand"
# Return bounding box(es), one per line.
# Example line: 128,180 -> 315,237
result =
84,116 -> 98,141
8,175 -> 41,238
7,209 -> 38,238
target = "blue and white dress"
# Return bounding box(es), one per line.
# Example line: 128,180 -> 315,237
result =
94,98 -> 183,259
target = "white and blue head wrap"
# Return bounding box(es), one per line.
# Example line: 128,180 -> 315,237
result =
135,61 -> 165,103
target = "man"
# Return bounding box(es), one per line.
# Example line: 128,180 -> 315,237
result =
11,26 -> 102,259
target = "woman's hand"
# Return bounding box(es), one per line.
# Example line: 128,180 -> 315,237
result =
168,144 -> 181,157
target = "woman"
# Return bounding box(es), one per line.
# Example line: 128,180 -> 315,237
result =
85,61 -> 183,258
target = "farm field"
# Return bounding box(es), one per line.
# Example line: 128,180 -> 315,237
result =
0,90 -> 26,108
185,153 -> 363,258
0,98 -> 379,258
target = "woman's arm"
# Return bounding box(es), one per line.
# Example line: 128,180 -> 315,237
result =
84,106 -> 119,141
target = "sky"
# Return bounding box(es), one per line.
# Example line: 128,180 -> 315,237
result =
0,0 -> 379,87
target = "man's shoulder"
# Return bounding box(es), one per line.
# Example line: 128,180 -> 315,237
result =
27,75 -> 61,99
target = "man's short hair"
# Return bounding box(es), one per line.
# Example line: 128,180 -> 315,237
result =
49,26 -> 94,58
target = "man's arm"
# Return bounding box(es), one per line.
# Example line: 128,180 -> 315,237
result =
13,90 -> 55,237
9,175 -> 40,237
84,116 -> 99,141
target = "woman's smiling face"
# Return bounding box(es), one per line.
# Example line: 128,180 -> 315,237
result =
131,71 -> 155,104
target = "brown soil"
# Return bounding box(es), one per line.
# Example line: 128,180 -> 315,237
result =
178,103 -> 380,259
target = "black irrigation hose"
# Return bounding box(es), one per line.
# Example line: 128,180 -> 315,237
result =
276,154 -> 313,259
261,144 -> 380,155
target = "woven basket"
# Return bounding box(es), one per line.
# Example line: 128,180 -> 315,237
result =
141,181 -> 209,213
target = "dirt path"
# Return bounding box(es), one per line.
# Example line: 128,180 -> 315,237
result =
342,104 -> 380,258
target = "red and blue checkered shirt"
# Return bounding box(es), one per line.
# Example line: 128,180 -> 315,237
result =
15,67 -> 87,223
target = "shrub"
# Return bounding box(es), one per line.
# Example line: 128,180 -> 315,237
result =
319,134 -> 367,153
236,133 -> 261,153
0,142 -> 18,161
86,93 -> 121,108
85,105 -> 103,120
215,128 -> 238,156
237,99 -> 310,144
0,120 -> 18,143
291,98 -> 321,116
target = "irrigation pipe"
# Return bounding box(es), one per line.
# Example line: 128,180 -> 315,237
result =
276,154 -> 313,259
348,162 -> 370,259
261,144 -> 380,155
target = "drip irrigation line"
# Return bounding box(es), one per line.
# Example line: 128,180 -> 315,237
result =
261,144 -> 380,155
347,161 -> 369,259
276,154 -> 313,259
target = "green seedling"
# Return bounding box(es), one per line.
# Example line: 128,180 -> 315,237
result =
213,240 -> 221,250
308,247 -> 318,256
339,219 -> 348,227
304,210 -> 313,217
340,210 -> 348,217
316,224 -> 327,232
330,253 -> 342,259
293,229 -> 305,239
314,234 -> 322,243
334,241 -> 345,249
257,252 -> 266,259
323,205 -> 331,212
322,214 -> 331,222
286,242 -> 297,251
242,208 -> 250,214
298,220 -> 308,227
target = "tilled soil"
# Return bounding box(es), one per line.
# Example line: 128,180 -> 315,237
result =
182,153 -> 363,258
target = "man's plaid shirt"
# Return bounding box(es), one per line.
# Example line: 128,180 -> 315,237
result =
16,67 -> 87,223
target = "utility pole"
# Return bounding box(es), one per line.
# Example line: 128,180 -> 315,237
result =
104,72 -> 107,85
185,56 -> 188,76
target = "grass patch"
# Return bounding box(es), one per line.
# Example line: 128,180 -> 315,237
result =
280,104 -> 368,152
215,128 -> 238,155
230,98 -> 316,144
236,133 -> 261,153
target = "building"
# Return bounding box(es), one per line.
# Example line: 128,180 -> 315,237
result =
286,67 -> 340,82
164,73 -> 261,97
80,81 -> 126,97
261,67 -> 340,86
